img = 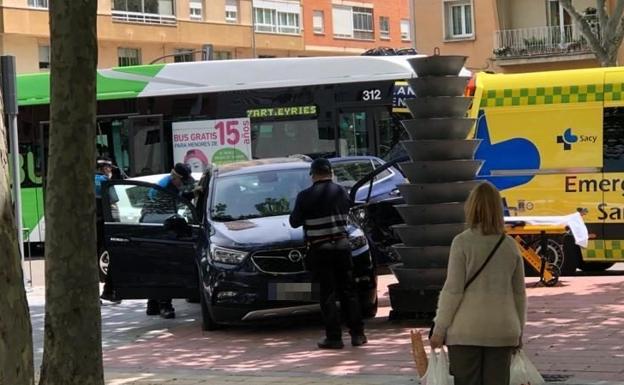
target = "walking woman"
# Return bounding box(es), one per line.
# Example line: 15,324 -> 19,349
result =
430,182 -> 527,385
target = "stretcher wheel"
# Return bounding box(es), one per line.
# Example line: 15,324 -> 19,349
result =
541,264 -> 560,287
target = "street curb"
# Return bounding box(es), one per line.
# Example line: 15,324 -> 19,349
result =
101,368 -> 624,385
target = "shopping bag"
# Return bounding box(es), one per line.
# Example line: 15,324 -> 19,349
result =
510,349 -> 545,385
421,348 -> 454,385
410,330 -> 428,377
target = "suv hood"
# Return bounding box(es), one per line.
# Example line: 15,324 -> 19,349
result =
210,215 -> 303,248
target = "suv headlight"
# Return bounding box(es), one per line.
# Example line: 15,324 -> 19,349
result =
349,235 -> 367,250
349,229 -> 368,250
210,245 -> 248,264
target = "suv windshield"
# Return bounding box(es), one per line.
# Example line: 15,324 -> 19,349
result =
210,168 -> 311,221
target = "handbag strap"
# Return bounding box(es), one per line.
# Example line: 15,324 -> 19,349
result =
464,234 -> 506,291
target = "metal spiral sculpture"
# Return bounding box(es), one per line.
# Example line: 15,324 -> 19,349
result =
388,54 -> 482,319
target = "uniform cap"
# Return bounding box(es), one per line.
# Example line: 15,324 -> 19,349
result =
173,163 -> 193,181
96,156 -> 114,168
309,158 -> 332,175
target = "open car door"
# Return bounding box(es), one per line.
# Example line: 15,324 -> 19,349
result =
102,180 -> 203,300
348,156 -> 408,265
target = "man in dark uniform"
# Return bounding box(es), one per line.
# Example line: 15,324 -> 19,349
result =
95,156 -> 121,304
145,163 -> 195,319
289,158 -> 367,349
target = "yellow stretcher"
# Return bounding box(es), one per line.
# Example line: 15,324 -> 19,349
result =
505,222 -> 569,286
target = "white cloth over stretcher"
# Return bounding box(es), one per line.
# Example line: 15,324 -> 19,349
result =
504,212 -> 589,248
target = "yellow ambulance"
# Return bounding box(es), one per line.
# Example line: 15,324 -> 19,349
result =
470,68 -> 624,273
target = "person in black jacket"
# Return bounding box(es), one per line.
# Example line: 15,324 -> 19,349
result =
143,163 -> 195,319
289,158 -> 367,349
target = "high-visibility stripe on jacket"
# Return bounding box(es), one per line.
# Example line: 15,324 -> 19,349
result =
289,179 -> 352,243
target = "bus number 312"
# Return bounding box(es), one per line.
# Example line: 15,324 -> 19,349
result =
361,89 -> 382,101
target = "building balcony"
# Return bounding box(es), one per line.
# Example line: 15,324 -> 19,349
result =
111,10 -> 176,26
493,24 -> 599,66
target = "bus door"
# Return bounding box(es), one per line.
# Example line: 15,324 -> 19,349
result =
337,108 -> 375,156
125,115 -> 165,176
372,106 -> 406,160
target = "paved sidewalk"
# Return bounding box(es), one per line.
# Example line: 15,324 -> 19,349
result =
26,259 -> 624,385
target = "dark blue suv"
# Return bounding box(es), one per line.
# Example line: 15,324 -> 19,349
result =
102,158 -> 377,331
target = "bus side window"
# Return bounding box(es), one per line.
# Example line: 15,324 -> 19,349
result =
603,107 -> 624,172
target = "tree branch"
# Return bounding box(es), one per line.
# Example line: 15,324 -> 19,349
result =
560,0 -> 607,61
606,0 -> 624,39
596,0 -> 608,40
608,12 -> 624,62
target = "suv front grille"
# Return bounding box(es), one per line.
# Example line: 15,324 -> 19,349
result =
251,248 -> 307,274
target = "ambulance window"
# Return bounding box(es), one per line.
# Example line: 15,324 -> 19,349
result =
603,107 -> 624,172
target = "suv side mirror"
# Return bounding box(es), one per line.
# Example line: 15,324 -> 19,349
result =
163,215 -> 190,235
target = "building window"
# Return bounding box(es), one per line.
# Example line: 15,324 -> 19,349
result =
352,7 -> 373,40
112,0 -> 176,24
444,0 -> 473,39
254,7 -> 300,34
118,48 -> 141,67
255,8 -> 276,32
38,45 -> 50,69
214,51 -> 232,60
313,10 -> 324,34
226,0 -> 238,23
28,0 -> 48,8
190,0 -> 202,20
379,16 -> 390,39
278,12 -> 300,34
174,49 -> 194,62
400,19 -> 411,41
332,5 -> 374,40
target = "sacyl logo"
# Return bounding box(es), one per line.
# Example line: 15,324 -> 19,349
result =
557,128 -> 578,150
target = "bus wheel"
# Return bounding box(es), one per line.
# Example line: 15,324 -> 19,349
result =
579,261 -> 615,272
98,249 -> 109,282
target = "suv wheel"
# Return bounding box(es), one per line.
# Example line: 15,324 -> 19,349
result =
199,285 -> 221,331
98,249 -> 109,282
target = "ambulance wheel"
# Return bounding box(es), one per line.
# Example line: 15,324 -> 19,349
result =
579,262 -> 614,272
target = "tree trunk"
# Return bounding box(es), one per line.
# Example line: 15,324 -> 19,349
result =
38,1 -> 103,384
0,99 -> 34,384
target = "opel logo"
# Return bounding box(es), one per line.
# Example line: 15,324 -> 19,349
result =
288,249 -> 303,263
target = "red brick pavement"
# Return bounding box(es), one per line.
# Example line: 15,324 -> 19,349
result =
103,274 -> 624,382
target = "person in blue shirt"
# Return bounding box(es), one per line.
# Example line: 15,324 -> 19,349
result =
145,163 -> 195,319
95,157 -> 122,304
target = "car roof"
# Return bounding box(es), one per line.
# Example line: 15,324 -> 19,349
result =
216,157 -> 311,177
328,156 -> 383,163
130,172 -> 203,183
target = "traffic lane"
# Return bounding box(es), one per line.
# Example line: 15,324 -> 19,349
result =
576,262 -> 624,276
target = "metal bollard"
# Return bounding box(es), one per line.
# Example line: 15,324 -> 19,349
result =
22,227 -> 33,289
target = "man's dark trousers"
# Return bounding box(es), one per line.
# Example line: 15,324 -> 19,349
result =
308,242 -> 364,341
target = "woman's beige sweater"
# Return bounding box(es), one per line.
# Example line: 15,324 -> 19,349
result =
432,228 -> 527,347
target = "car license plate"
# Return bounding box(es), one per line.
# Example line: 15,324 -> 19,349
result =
268,282 -> 319,301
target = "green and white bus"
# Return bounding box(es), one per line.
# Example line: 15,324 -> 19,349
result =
13,55 -> 420,249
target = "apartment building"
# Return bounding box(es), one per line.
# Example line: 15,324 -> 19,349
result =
414,0 -> 624,73
0,0 -> 307,73
303,0 -> 413,55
